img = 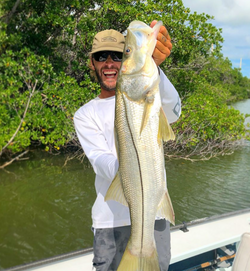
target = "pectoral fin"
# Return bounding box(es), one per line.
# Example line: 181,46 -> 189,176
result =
140,93 -> 155,135
158,107 -> 175,144
105,172 -> 128,207
156,190 -> 175,225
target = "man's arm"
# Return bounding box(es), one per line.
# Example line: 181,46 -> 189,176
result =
159,69 -> 181,124
74,109 -> 118,182
150,20 -> 181,123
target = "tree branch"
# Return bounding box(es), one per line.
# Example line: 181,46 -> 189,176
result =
3,0 -> 22,24
0,150 -> 29,169
0,80 -> 38,155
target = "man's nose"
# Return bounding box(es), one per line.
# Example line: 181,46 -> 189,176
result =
105,55 -> 114,63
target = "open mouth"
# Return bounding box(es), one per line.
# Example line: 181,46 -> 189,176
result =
103,70 -> 117,78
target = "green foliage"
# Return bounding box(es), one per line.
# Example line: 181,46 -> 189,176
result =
0,48 -> 99,153
198,56 -> 250,102
1,0 -> 224,80
172,83 -> 246,150
166,53 -> 250,100
0,0 -> 249,157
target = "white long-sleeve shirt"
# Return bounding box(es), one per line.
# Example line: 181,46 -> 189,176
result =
74,69 -> 181,229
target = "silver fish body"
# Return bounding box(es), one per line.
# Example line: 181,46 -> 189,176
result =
105,20 -> 175,271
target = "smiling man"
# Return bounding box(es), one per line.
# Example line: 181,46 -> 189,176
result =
74,21 -> 181,271
89,29 -> 124,97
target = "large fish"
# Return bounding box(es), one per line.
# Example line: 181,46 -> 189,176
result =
105,20 -> 175,271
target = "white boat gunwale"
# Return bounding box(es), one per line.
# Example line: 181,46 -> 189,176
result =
4,208 -> 250,271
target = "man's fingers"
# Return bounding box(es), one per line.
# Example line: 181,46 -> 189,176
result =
150,21 -> 172,65
157,26 -> 172,55
159,25 -> 170,39
150,20 -> 157,28
152,48 -> 166,62
150,21 -> 170,41
156,35 -> 172,55
155,40 -> 169,56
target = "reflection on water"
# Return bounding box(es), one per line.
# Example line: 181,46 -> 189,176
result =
0,99 -> 250,270
0,152 -> 96,269
167,142 -> 250,224
1,146 -> 250,270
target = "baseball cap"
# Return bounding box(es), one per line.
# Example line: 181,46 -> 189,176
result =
90,29 -> 125,54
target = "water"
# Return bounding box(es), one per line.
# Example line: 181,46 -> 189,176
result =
0,100 -> 250,270
231,99 -> 250,130
0,153 -> 96,269
232,99 -> 250,115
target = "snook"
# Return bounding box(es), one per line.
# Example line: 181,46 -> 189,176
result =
105,20 -> 175,271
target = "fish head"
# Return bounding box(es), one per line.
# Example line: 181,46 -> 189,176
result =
120,28 -> 146,75
120,20 -> 162,75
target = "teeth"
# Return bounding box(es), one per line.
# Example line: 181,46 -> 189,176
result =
104,71 -> 116,75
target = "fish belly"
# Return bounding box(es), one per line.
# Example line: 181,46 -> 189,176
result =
115,88 -> 166,258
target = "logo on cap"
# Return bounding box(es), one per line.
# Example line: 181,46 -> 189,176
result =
101,36 -> 117,42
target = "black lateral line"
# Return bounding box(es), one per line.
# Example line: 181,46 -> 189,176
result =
123,94 -> 144,253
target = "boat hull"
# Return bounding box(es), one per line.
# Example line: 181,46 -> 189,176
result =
5,208 -> 250,271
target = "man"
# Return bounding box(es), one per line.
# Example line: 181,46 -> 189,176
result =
74,21 -> 181,271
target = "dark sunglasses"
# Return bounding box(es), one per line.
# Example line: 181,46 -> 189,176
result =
92,51 -> 123,62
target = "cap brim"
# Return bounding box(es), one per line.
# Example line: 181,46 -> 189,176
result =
90,46 -> 124,54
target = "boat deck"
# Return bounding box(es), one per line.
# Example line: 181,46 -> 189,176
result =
170,209 -> 250,264
6,208 -> 250,271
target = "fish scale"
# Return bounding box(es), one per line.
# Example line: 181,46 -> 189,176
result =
105,20 -> 175,271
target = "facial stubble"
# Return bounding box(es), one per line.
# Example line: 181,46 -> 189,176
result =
94,64 -> 118,92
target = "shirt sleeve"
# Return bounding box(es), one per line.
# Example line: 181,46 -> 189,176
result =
159,68 -> 181,124
74,70 -> 181,183
74,108 -> 118,182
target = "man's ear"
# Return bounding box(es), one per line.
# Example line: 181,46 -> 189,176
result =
89,56 -> 95,71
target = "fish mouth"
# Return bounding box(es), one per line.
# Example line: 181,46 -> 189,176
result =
103,70 -> 118,79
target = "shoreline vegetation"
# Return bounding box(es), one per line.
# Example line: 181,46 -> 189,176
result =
1,0 -> 250,168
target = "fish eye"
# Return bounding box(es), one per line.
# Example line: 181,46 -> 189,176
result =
125,47 -> 132,55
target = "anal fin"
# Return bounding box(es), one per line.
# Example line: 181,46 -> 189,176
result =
156,190 -> 175,225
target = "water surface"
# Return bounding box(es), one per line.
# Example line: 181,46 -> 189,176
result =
0,100 -> 250,269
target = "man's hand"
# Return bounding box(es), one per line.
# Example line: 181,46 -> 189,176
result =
150,20 -> 172,66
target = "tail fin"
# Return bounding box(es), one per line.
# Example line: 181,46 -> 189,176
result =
117,245 -> 160,271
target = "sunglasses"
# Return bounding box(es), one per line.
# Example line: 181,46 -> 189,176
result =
92,51 -> 123,62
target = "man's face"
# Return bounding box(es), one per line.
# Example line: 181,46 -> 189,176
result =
91,51 -> 122,92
